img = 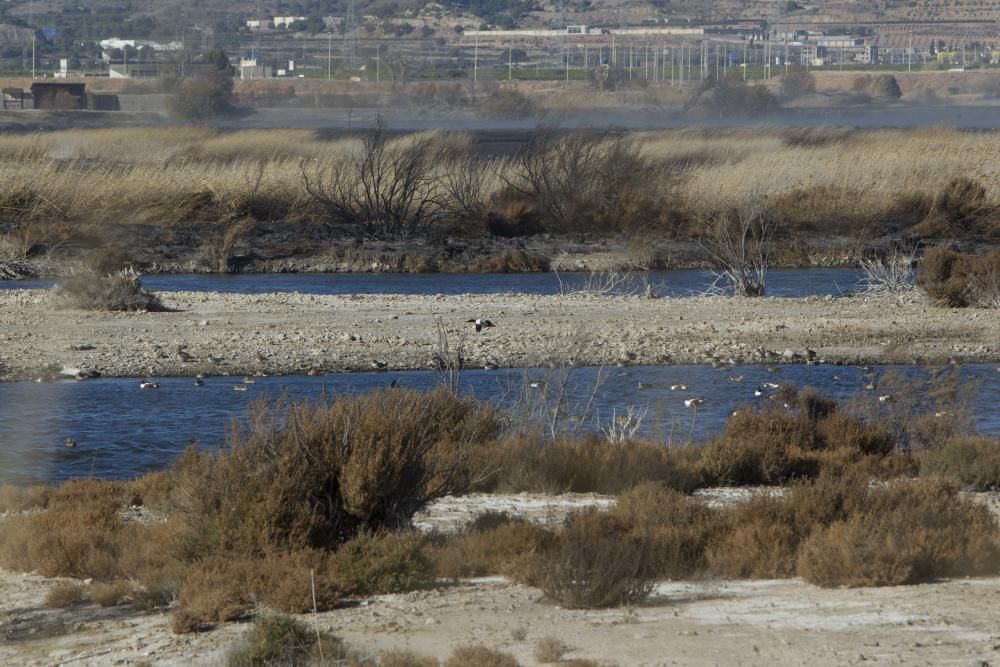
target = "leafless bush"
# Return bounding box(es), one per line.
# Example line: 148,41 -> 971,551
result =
555,270 -> 656,297
502,132 -> 656,233
858,246 -> 916,294
600,405 -> 647,443
54,267 -> 164,312
698,194 -> 776,297
301,120 -> 449,238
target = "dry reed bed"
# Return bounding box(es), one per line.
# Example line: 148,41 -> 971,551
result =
0,127 -> 998,246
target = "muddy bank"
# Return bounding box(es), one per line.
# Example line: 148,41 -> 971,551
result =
0,289 -> 996,382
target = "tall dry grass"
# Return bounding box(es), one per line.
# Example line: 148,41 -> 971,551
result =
1,126 -> 998,247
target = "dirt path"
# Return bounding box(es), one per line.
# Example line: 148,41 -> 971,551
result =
0,289 -> 996,382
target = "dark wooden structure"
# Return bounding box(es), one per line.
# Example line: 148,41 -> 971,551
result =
87,93 -> 121,111
1,88 -> 25,109
31,82 -> 87,110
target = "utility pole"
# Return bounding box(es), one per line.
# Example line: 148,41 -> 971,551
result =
29,0 -> 35,80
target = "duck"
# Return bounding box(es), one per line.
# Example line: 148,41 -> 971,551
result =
729,375 -> 744,382
684,398 -> 704,407
176,347 -> 193,363
307,367 -> 321,376
762,382 -> 780,389
233,385 -> 248,392
878,395 -> 893,403
193,377 -> 204,387
467,318 -> 495,333
529,381 -> 546,389
64,437 -> 76,448
754,387 -> 764,397
670,384 -> 688,391
139,381 -> 159,390
483,364 -> 498,371
241,376 -> 256,384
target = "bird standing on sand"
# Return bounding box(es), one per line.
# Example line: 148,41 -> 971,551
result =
467,319 -> 495,333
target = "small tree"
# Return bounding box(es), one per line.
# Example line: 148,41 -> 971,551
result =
781,68 -> 816,100
169,49 -> 234,121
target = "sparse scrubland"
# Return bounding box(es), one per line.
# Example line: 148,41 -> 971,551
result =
0,373 -> 998,647
0,126 -> 998,284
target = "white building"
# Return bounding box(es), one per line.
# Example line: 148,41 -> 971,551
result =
99,38 -> 182,52
273,16 -> 306,28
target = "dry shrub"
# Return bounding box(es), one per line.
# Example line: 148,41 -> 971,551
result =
702,387 -> 903,486
534,511 -> 653,609
45,583 -> 89,608
485,437 -> 704,495
608,483 -> 718,579
467,249 -> 550,273
918,245 -> 1000,308
250,549 -> 345,614
445,645 -> 520,667
226,614 -> 334,667
913,177 -> 997,239
54,268 -> 163,312
706,495 -> 799,578
701,407 -> 815,485
170,608 -> 205,634
534,636 -> 568,663
169,388 -> 499,556
798,477 -> 1000,587
0,504 -> 125,579
707,471 -> 873,578
381,650 -> 440,667
0,484 -> 50,514
330,531 -> 432,595
427,516 -> 557,580
92,580 -> 133,607
176,557 -> 254,627
921,436 -> 1000,491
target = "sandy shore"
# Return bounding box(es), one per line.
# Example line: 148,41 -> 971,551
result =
0,289 -> 997,382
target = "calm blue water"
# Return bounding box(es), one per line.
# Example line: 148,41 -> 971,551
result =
0,363 -> 996,485
0,268 -> 865,298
